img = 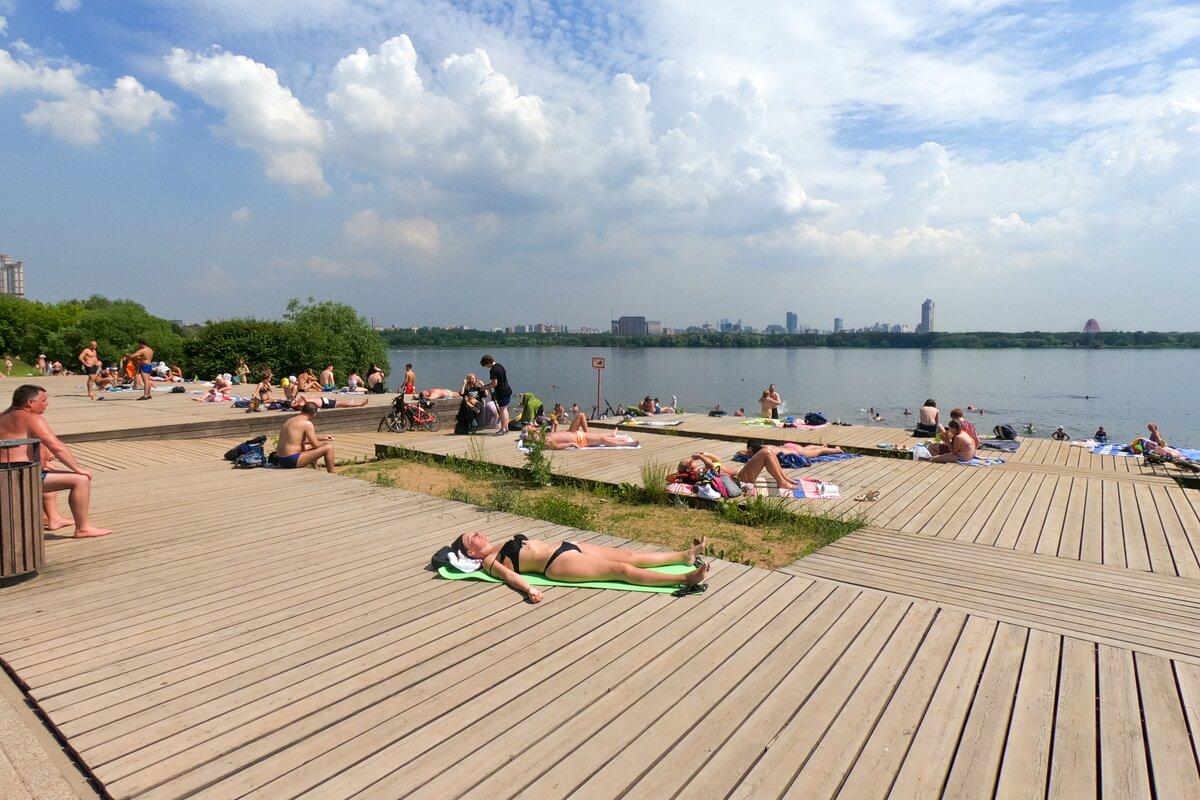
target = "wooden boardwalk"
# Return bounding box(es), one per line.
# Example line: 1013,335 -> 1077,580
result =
2,382 -> 1200,798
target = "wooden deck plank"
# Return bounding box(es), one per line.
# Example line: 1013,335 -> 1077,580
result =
939,623 -> 1026,799
993,628 -> 1059,800
1134,652 -> 1200,799
1098,644 -> 1152,799
1047,637 -> 1098,799
886,616 -> 998,798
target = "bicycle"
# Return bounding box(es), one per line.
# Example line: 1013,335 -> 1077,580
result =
379,395 -> 441,432
589,398 -> 624,420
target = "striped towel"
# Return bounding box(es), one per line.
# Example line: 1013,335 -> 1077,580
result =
769,478 -> 840,499
1091,443 -> 1137,457
963,456 -> 1006,467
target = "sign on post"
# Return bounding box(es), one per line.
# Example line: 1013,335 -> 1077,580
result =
592,357 -> 605,416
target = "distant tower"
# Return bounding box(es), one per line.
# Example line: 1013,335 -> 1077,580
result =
833,317 -> 843,333
917,299 -> 935,334
786,311 -> 798,334
1083,318 -> 1101,333
0,254 -> 25,298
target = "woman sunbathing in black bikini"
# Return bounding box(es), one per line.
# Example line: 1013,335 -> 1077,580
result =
450,532 -> 709,603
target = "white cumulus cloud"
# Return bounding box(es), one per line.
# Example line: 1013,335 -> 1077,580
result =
166,47 -> 329,195
229,206 -> 251,223
341,209 -> 440,254
1,48 -> 172,145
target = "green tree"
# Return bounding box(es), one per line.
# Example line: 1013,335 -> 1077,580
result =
282,298 -> 389,385
45,299 -> 184,368
181,319 -> 288,380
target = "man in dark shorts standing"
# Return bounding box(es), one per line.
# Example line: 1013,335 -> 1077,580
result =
78,340 -> 101,400
480,354 -> 512,435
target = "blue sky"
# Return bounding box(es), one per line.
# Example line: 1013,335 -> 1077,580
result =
2,0 -> 1199,332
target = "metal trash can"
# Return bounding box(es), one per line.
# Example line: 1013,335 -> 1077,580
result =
1,438 -> 44,578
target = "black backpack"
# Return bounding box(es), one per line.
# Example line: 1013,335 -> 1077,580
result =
804,412 -> 828,426
994,424 -> 1018,441
224,435 -> 268,462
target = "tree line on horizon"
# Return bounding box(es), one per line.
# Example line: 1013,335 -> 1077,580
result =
4,294 -> 1198,384
0,295 -> 387,385
380,326 -> 1200,349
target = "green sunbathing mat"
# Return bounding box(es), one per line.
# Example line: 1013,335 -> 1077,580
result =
437,563 -> 694,594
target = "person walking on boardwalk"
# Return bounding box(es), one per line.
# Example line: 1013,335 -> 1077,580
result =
0,384 -> 112,538
276,402 -> 336,472
127,340 -> 154,399
78,340 -> 101,400
480,355 -> 512,435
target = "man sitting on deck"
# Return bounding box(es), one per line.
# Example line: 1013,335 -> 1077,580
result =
276,402 -> 336,473
0,384 -> 112,537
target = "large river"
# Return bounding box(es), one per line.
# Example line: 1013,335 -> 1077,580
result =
387,347 -> 1199,445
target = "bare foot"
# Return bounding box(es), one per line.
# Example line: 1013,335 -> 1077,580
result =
45,518 -> 74,531
684,562 -> 710,588
74,527 -> 112,538
688,536 -> 708,562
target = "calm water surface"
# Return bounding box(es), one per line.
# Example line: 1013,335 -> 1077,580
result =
388,347 -> 1199,445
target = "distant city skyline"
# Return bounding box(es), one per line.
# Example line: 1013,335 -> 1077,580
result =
4,2 -> 1198,331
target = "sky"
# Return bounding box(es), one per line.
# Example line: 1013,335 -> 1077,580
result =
1,0 -> 1199,333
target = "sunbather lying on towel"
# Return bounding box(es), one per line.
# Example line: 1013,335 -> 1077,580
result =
445,532 -> 709,602
738,441 -> 844,459
526,413 -> 639,449
675,449 -> 799,490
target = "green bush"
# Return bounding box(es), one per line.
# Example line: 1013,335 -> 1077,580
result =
529,491 -> 594,529
182,319 -> 290,380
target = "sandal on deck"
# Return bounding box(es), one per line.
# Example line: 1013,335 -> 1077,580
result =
853,489 -> 881,502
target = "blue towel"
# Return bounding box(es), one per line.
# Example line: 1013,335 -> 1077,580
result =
963,456 -> 1006,466
1179,448 -> 1200,461
1091,443 -> 1137,457
734,451 -> 861,469
980,440 -> 1021,453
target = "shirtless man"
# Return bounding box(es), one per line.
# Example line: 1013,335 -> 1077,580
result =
418,388 -> 459,400
79,341 -> 101,399
0,385 -> 111,537
290,393 -> 369,411
127,340 -> 154,399
320,364 -> 336,391
923,419 -> 976,463
276,402 -> 336,472
404,364 -> 416,394
297,369 -> 321,392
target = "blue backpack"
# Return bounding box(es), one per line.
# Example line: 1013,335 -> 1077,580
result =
804,412 -> 827,426
225,436 -> 267,468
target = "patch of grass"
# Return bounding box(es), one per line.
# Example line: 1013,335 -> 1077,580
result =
335,443 -> 867,568
523,432 -> 554,486
639,460 -> 669,504
485,483 -> 520,513
444,486 -> 483,506
371,471 -> 397,488
527,490 -> 594,529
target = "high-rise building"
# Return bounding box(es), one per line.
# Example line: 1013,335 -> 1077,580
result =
917,299 -> 935,334
833,317 -> 843,333
615,316 -> 649,337
1,254 -> 24,298
786,311 -> 798,334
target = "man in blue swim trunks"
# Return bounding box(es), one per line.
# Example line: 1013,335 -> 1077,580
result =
276,402 -> 336,473
127,339 -> 154,400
